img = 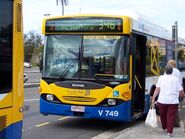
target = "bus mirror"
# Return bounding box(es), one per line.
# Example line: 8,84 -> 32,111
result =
129,37 -> 136,55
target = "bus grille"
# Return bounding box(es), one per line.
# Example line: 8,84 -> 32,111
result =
0,115 -> 7,132
62,96 -> 96,102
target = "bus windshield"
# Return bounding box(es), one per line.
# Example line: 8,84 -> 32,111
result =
43,35 -> 130,82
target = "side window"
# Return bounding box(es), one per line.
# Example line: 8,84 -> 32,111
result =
158,39 -> 166,74
166,41 -> 174,62
0,0 -> 13,93
146,36 -> 166,76
146,36 -> 160,77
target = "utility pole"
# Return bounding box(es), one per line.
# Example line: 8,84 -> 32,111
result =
172,21 -> 178,62
56,0 -> 69,16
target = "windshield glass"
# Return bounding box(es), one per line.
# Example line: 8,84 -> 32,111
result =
43,35 -> 130,81
44,35 -> 80,77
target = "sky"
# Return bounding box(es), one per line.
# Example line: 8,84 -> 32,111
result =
23,0 -> 185,38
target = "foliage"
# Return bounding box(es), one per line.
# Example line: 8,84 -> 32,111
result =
24,30 -> 44,63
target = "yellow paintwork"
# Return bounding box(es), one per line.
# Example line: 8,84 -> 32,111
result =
40,79 -> 131,105
42,14 -> 132,35
0,0 -> 23,130
0,93 -> 12,109
12,0 -> 24,125
106,83 -> 131,100
129,55 -> 133,97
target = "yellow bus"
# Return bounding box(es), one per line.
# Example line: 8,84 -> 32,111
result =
0,0 -> 23,138
40,14 -> 185,121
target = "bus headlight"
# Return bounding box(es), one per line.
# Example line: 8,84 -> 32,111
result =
108,99 -> 116,106
46,94 -> 54,101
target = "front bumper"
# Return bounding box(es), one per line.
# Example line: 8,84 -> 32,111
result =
40,97 -> 132,122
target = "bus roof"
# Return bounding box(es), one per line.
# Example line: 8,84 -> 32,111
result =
127,12 -> 185,44
44,11 -> 185,44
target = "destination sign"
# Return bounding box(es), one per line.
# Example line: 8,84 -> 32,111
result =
45,17 -> 123,33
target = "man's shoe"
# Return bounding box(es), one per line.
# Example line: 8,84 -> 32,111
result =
167,133 -> 174,137
163,129 -> 167,134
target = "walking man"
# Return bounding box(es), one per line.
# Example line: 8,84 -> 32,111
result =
167,60 -> 182,127
152,65 -> 185,137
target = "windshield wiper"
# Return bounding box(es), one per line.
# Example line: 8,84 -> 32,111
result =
58,59 -> 78,81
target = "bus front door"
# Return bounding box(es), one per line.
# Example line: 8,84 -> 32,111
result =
131,35 -> 146,118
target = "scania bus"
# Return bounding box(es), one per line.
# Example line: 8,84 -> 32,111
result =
0,0 -> 24,138
39,14 -> 185,122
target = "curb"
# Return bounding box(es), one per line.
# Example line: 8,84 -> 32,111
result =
24,71 -> 40,73
91,121 -> 140,139
24,83 -> 40,88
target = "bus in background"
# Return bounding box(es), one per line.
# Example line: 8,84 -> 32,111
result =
39,14 -> 185,122
0,0 -> 24,138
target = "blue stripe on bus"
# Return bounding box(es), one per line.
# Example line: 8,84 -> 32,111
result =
40,97 -> 132,122
0,121 -> 23,139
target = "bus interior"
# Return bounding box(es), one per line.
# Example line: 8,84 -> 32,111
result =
132,34 -> 147,117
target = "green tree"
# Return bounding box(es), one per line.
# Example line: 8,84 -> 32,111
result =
24,30 -> 44,64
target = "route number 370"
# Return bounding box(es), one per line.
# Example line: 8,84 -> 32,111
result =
98,110 -> 119,117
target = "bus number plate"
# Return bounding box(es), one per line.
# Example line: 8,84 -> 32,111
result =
71,106 -> 85,112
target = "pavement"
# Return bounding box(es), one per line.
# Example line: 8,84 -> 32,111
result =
92,120 -> 185,139
112,121 -> 185,139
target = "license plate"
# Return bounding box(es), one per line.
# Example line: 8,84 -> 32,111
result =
71,106 -> 85,112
